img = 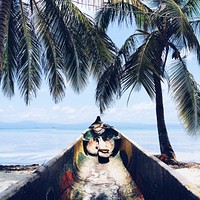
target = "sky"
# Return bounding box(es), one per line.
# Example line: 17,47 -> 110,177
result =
0,4 -> 199,126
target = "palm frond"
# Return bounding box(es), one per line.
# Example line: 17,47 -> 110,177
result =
181,0 -> 200,17
0,0 -> 12,74
36,0 -> 87,94
41,41 -> 66,103
35,0 -> 116,96
1,1 -> 20,97
119,30 -> 150,61
66,35 -> 89,93
62,1 -> 116,82
190,18 -> 200,37
52,1 -> 90,93
38,0 -> 79,69
95,0 -> 152,32
95,57 -> 122,113
16,2 -> 42,105
122,32 -> 165,100
33,0 -> 67,102
44,58 -> 66,103
169,59 -> 200,134
119,33 -> 138,61
159,0 -> 200,63
87,29 -> 117,80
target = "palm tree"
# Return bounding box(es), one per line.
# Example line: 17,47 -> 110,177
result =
95,0 -> 200,161
0,0 -> 116,104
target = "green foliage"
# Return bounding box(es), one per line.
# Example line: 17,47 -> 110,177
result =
96,57 -> 122,113
0,0 -> 12,75
122,33 -> 162,101
95,0 -> 200,134
95,0 -> 152,32
0,0 -> 116,104
170,59 -> 200,134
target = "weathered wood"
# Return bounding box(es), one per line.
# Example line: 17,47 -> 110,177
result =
120,135 -> 200,200
0,135 -> 199,200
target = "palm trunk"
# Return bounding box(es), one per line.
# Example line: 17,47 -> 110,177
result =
154,73 -> 176,160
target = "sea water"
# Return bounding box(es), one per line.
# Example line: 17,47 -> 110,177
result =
0,128 -> 80,165
0,126 -> 199,165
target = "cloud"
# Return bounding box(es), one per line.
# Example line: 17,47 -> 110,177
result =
0,98 -> 180,125
0,80 -> 180,125
101,101 -> 156,124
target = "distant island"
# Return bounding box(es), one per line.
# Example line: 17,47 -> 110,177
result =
0,120 -> 183,130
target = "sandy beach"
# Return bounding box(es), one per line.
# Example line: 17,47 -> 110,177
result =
176,167 -> 200,188
0,170 -> 33,193
0,164 -> 39,193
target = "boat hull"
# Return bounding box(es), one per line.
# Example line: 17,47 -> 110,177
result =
0,135 -> 199,200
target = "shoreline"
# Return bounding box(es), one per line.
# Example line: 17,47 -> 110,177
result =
170,162 -> 200,189
0,164 -> 39,193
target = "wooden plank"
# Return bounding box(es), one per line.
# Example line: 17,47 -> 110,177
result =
0,120 -> 199,199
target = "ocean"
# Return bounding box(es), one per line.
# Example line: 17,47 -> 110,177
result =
0,125 -> 200,165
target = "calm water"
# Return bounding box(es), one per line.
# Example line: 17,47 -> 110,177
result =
0,126 -> 199,165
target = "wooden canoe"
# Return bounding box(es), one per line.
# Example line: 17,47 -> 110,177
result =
0,117 -> 200,200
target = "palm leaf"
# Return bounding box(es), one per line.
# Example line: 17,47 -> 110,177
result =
0,0 -> 12,74
61,1 -> 99,90
36,0 -> 88,97
95,0 -> 152,32
181,0 -> 200,17
1,1 -> 20,97
170,59 -> 200,134
33,0 -> 67,102
95,57 -> 122,113
119,30 -> 150,61
122,32 -> 165,101
190,18 -> 200,37
87,29 -> 117,80
61,1 -> 116,85
35,0 -> 116,97
159,0 -> 200,63
58,9 -> 89,93
41,38 -> 66,103
16,2 -> 42,104
118,33 -> 137,61
36,0 -> 88,94
50,0 -> 90,93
